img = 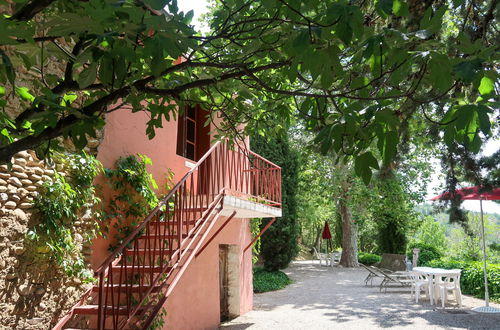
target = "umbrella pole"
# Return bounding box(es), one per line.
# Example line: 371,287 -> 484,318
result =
479,199 -> 490,307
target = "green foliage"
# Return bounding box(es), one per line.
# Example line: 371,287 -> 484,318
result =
103,154 -> 172,248
0,0 -> 497,193
250,218 -> 263,264
446,214 -> 500,263
291,128 -> 428,257
406,242 -> 442,266
293,140 -> 337,249
428,258 -> 500,302
408,216 -> 448,253
253,267 -> 292,293
372,176 -> 420,254
148,307 -> 167,330
251,134 -> 299,271
358,252 -> 381,265
30,152 -> 102,280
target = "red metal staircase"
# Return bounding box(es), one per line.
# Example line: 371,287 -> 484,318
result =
53,141 -> 281,329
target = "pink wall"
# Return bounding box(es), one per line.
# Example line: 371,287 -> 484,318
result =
164,217 -> 253,329
93,108 -> 253,328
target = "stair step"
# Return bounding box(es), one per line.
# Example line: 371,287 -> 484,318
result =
111,265 -> 171,273
64,328 -> 112,330
73,304 -> 148,315
137,234 -> 188,240
124,248 -> 170,256
91,284 -> 162,293
149,220 -> 197,226
124,248 -> 194,256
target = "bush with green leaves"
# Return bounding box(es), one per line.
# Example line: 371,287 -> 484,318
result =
406,242 -> 442,266
251,134 -> 299,271
358,252 -> 381,265
427,258 -> 500,302
371,176 -> 420,254
447,214 -> 499,263
408,216 -> 447,253
30,152 -> 102,280
253,267 -> 292,293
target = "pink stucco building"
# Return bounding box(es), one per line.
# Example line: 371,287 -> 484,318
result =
54,106 -> 282,329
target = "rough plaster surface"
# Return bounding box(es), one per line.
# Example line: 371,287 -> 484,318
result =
222,261 -> 500,330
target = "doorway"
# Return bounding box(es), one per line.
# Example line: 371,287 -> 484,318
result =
219,244 -> 240,321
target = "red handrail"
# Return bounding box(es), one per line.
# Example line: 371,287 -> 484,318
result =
94,142 -> 224,275
66,140 -> 281,329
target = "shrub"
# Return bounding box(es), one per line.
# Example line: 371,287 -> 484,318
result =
251,135 -> 299,271
253,267 -> 292,293
427,258 -> 500,302
358,252 -> 381,265
407,242 -> 442,266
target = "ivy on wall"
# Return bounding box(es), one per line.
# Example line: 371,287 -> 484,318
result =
102,154 -> 173,249
29,152 -> 102,280
250,218 -> 262,264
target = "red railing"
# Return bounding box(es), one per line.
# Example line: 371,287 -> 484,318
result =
84,141 -> 281,329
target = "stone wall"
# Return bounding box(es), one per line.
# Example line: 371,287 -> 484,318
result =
0,151 -> 94,329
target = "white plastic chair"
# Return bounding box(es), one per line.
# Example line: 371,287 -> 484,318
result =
438,271 -> 462,308
331,251 -> 341,266
409,271 -> 430,303
312,247 -> 330,266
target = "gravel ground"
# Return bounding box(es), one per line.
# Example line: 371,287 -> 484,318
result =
221,261 -> 500,330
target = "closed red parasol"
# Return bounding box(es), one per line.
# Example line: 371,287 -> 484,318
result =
430,186 -> 500,313
322,221 -> 332,239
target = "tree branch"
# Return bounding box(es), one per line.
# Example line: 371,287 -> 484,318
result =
138,62 -> 290,96
9,0 -> 56,21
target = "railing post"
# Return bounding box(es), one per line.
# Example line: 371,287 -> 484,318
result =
97,272 -> 105,330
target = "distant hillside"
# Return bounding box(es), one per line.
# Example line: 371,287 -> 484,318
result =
416,203 -> 500,244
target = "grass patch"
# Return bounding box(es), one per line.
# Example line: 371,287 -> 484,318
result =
253,267 -> 292,293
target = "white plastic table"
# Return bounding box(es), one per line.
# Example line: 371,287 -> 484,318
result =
413,267 -> 461,305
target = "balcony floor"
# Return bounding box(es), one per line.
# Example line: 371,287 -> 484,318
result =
220,195 -> 282,219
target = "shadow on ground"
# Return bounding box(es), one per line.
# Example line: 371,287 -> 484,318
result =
221,261 -> 500,329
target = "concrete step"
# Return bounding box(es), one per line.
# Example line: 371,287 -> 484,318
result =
110,265 -> 171,273
73,304 -> 149,315
91,284 -> 162,293
137,234 -> 188,240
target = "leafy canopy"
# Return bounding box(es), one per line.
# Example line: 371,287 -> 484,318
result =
0,0 -> 497,183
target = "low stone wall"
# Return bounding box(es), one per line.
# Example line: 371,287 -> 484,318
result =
0,151 -> 93,329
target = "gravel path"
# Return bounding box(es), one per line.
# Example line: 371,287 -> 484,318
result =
221,261 -> 500,330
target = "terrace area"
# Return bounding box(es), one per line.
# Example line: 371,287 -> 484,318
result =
222,261 -> 500,330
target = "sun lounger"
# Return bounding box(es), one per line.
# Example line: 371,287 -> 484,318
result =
378,268 -> 412,292
360,263 -> 408,286
360,263 -> 384,286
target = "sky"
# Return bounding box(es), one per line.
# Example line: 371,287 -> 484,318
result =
176,0 -> 500,214
177,0 -> 211,32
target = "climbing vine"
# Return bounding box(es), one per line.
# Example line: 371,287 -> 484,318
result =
250,218 -> 262,264
103,154 -> 173,249
29,152 -> 102,281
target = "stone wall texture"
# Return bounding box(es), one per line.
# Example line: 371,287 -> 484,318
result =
0,151 -> 93,329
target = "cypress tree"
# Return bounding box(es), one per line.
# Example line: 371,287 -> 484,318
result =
250,134 -> 299,271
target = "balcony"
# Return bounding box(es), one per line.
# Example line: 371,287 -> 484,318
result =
54,140 -> 281,330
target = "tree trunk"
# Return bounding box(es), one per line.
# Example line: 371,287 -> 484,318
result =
313,226 -> 322,251
338,184 -> 358,267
